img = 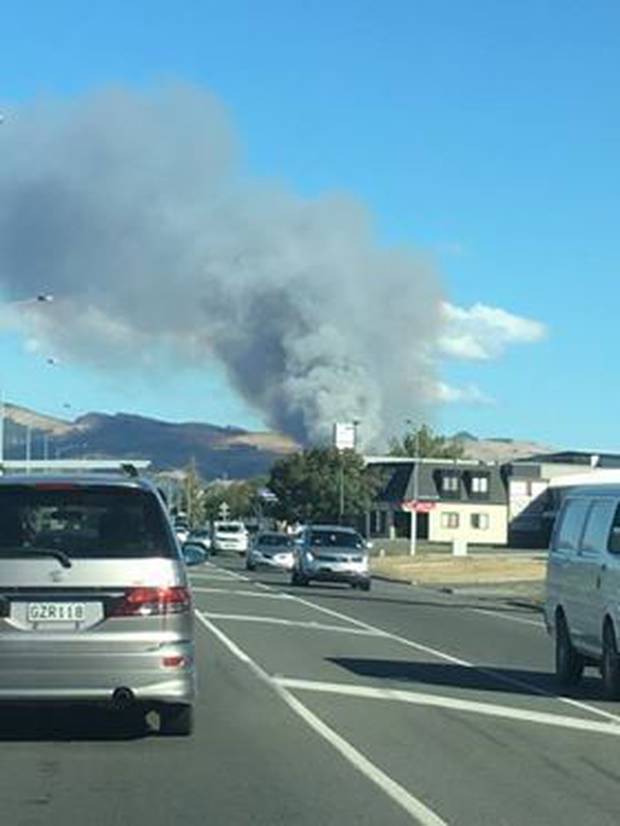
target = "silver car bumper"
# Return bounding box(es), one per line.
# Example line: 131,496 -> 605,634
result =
0,640 -> 196,705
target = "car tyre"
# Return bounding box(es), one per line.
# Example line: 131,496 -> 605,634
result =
246,561 -> 256,571
360,580 -> 371,592
602,623 -> 620,700
159,704 -> 194,737
555,613 -> 584,687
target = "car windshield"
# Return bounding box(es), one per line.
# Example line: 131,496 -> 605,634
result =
0,485 -> 175,559
258,534 -> 293,547
309,530 -> 363,549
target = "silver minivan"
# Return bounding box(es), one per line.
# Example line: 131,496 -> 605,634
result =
0,474 -> 195,734
546,484 -> 620,699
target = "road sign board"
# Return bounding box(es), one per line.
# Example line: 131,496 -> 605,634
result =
402,500 -> 436,513
218,502 -> 230,520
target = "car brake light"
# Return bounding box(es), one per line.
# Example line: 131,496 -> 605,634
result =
111,586 -> 191,616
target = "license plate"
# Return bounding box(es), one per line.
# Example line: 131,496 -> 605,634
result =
27,602 -> 87,623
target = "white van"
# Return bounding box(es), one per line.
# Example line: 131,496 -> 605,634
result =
545,484 -> 620,699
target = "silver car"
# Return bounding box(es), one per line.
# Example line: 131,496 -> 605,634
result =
246,532 -> 295,571
291,525 -> 371,590
0,474 -> 195,735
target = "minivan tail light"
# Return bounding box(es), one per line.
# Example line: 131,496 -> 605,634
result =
111,586 -> 191,617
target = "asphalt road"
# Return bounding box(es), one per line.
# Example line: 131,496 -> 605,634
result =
4,557 -> 620,825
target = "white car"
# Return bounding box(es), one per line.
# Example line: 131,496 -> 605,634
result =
546,484 -> 620,699
213,521 -> 249,555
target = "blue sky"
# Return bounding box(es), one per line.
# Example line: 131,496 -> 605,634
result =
1,1 -> 619,447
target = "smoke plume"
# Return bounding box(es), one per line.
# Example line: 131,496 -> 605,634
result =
0,86 -> 444,445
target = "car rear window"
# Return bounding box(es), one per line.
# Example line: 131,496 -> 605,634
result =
0,485 -> 176,559
217,524 -> 244,533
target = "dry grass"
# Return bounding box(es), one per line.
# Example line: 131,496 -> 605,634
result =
371,553 -> 545,586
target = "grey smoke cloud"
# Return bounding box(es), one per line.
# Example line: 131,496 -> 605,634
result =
0,85 -> 444,444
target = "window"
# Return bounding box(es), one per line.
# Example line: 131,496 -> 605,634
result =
441,512 -> 459,529
471,513 -> 490,530
581,501 -> 615,554
608,504 -> 620,554
0,485 -> 174,559
441,474 -> 459,493
554,498 -> 590,552
471,475 -> 489,495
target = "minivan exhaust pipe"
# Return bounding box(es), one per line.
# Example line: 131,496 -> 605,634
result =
112,687 -> 135,710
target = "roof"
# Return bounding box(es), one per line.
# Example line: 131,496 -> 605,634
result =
304,524 -> 358,532
0,474 -> 156,492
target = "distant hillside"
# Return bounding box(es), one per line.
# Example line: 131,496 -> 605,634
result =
1,405 -> 298,480
455,434 -> 556,463
0,403 -> 557,477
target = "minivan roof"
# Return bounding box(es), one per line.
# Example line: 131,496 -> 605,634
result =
565,484 -> 620,498
0,474 -> 158,493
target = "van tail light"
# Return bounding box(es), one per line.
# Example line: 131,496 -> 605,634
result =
110,586 -> 191,617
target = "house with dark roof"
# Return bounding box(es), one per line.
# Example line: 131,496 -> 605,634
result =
366,457 -> 508,545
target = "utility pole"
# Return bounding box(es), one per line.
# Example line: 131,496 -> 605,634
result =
406,420 -> 421,557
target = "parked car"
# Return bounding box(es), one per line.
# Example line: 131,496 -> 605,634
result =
246,532 -> 295,571
212,521 -> 249,555
187,528 -> 212,553
181,542 -> 209,566
291,525 -> 371,590
545,484 -> 620,698
0,474 -> 196,735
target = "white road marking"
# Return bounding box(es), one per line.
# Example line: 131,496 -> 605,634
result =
201,612 -> 382,636
281,592 -> 620,725
471,608 -> 545,628
192,586 -> 293,600
196,611 -> 448,826
207,564 -> 620,726
275,677 -> 620,738
189,573 -> 245,582
253,581 -> 276,591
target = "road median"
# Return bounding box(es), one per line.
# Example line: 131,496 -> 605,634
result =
371,553 -> 545,608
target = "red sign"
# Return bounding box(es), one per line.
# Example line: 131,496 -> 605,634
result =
402,500 -> 436,513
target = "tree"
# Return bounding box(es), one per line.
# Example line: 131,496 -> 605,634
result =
389,424 -> 465,460
202,478 -> 268,522
268,447 -> 382,525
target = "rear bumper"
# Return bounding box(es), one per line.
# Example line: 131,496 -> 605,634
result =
250,554 -> 295,571
303,566 -> 369,584
0,641 -> 196,705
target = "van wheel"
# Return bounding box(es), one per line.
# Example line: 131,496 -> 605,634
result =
602,624 -> 620,700
159,704 -> 193,736
555,613 -> 584,686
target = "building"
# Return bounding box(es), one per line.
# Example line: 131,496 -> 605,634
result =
365,457 -> 508,546
505,451 -> 620,547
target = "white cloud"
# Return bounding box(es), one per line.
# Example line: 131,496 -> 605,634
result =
439,302 -> 546,361
431,381 -> 494,405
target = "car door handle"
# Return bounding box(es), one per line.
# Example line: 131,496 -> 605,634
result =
597,564 -> 608,589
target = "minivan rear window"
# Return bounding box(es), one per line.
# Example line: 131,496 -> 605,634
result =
0,485 -> 176,559
554,498 -> 590,552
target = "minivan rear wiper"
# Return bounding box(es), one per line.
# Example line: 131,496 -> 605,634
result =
0,547 -> 73,569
